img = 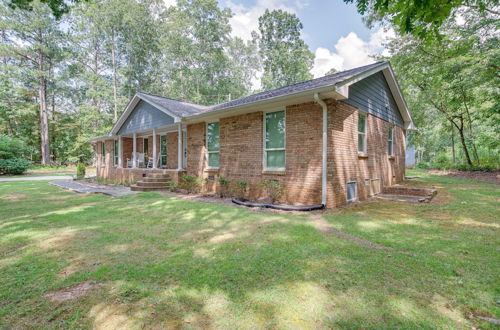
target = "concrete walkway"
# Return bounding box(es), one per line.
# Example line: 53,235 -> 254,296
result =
49,180 -> 136,197
0,175 -> 73,182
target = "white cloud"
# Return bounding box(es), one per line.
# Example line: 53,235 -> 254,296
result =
311,27 -> 395,77
225,0 -> 300,41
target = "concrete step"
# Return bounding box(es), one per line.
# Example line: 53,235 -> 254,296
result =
130,185 -> 169,192
142,177 -> 171,183
136,181 -> 170,187
147,173 -> 170,179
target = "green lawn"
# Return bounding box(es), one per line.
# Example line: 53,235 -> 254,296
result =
0,170 -> 498,329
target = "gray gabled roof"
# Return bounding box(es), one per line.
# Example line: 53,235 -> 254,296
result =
207,61 -> 386,114
101,61 -> 412,140
136,92 -> 210,117
136,61 -> 387,118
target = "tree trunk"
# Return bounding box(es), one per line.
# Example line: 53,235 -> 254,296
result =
454,120 -> 473,167
450,122 -> 455,163
111,29 -> 118,121
38,50 -> 51,165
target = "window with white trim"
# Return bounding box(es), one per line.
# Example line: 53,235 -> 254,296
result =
264,110 -> 285,170
101,142 -> 106,164
387,126 -> 394,156
160,135 -> 167,168
207,122 -> 220,168
358,113 -> 367,153
114,140 -> 119,166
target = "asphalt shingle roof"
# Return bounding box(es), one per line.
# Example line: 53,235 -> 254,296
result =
137,61 -> 386,119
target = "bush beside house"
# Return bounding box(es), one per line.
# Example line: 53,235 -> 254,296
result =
0,135 -> 32,175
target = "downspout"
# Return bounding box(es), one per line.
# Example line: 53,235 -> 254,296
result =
314,93 -> 328,207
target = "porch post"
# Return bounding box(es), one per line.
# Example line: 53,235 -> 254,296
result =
118,136 -> 123,168
177,122 -> 182,170
132,132 -> 137,168
152,128 -> 157,169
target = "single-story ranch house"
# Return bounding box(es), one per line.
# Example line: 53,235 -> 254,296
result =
91,61 -> 415,208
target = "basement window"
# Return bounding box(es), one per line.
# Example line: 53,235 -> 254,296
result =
347,182 -> 357,202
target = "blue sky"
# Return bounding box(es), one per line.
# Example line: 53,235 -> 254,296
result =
217,0 -> 394,78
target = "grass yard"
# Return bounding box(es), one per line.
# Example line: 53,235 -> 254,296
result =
0,170 -> 498,329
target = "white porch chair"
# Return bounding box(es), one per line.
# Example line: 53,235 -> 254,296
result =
126,152 -> 145,168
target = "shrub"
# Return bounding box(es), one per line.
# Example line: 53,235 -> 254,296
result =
259,180 -> 285,203
0,135 -> 31,175
417,161 -> 430,169
180,174 -> 202,193
217,176 -> 231,198
430,153 -> 451,170
76,162 -> 86,179
232,180 -> 250,200
453,163 -> 497,172
0,158 -> 32,175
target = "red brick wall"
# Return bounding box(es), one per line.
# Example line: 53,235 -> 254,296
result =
327,100 -> 405,207
185,99 -> 405,207
97,99 -> 405,208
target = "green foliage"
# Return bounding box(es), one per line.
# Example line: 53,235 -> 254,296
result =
232,180 -> 250,200
386,6 -> 498,168
0,158 -> 31,175
76,162 -> 85,179
7,0 -> 81,19
217,176 -> 231,198
259,179 -> 286,203
430,153 -> 452,170
179,174 -> 202,193
0,135 -> 31,175
256,9 -> 314,90
343,0 -> 498,39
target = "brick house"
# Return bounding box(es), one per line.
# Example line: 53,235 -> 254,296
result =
91,61 -> 415,208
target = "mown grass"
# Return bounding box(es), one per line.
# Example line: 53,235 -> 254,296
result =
0,170 -> 498,329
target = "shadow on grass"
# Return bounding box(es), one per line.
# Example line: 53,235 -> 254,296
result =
0,180 -> 497,328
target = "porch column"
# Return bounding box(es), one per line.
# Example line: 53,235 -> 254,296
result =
152,128 -> 157,169
132,132 -> 137,168
118,136 -> 123,168
177,122 -> 182,170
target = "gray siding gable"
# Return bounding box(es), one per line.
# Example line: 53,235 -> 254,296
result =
117,100 -> 175,135
343,71 -> 404,127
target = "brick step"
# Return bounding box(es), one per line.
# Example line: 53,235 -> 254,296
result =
130,185 -> 169,192
147,173 -> 170,179
142,177 -> 171,183
136,181 -> 171,187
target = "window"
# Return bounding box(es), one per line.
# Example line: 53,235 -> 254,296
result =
101,142 -> 106,164
160,135 -> 167,168
358,113 -> 367,153
264,110 -> 285,170
347,182 -> 357,202
207,122 -> 220,168
143,138 -> 149,162
114,140 -> 119,166
387,126 -> 394,156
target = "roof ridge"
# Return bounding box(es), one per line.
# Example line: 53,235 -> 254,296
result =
137,92 -> 210,108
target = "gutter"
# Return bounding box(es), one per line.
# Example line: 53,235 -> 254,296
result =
314,93 -> 328,207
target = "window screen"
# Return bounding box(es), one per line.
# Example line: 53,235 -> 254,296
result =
207,122 -> 220,168
358,113 -> 367,153
265,110 -> 285,169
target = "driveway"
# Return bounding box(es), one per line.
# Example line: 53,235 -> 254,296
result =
0,175 -> 74,182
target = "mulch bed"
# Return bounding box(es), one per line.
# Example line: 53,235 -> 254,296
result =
428,170 -> 499,185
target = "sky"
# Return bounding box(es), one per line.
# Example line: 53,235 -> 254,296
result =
218,0 -> 395,79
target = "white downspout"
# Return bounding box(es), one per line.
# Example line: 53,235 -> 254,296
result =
314,93 -> 328,206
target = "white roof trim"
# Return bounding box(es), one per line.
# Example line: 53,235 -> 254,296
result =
110,94 -> 181,135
